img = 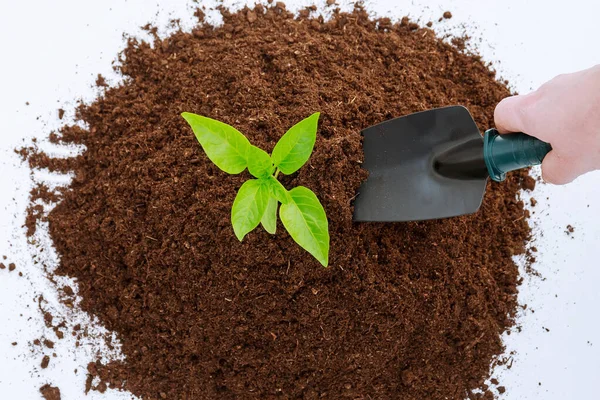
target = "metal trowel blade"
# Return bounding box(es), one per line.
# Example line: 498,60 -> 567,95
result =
353,106 -> 489,222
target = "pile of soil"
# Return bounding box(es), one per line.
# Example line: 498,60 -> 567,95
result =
29,4 -> 533,400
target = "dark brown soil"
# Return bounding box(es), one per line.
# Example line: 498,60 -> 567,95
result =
40,384 -> 61,400
522,175 -> 536,191
96,74 -> 108,87
28,4 -> 532,400
41,355 -> 50,369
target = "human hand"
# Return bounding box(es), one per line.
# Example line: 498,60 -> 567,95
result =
494,65 -> 600,184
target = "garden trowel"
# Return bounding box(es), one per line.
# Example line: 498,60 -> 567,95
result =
353,105 -> 551,222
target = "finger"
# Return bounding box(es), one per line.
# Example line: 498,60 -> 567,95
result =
541,151 -> 577,185
494,92 -> 539,134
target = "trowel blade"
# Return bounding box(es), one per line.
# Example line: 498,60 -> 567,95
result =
353,106 -> 489,222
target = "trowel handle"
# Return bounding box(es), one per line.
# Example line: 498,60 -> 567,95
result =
483,128 -> 552,182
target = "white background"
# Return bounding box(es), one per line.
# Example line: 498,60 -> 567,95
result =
1,0 -> 599,399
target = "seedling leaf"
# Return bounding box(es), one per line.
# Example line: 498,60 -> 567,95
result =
181,112 -> 250,174
271,113 -> 320,174
267,176 -> 290,204
247,145 -> 274,178
279,186 -> 329,267
261,197 -> 278,234
182,110 -> 329,267
231,179 -> 270,241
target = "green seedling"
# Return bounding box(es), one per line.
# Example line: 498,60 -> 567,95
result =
181,112 -> 329,267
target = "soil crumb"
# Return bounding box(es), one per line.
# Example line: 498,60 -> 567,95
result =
40,384 -> 61,400
443,11 -> 453,19
41,355 -> 50,369
28,5 -> 532,400
95,74 -> 108,87
8,263 -> 16,272
522,175 -> 536,191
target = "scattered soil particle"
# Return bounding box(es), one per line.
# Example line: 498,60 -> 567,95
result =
41,355 -> 50,369
8,263 -> 16,272
11,342 -> 17,346
96,382 -> 108,393
497,386 -> 506,394
0,263 -> 5,269
522,175 -> 536,191
29,5 -> 533,400
567,224 -> 575,233
25,203 -> 45,236
44,339 -> 55,349
85,362 -> 97,394
490,378 -> 499,385
40,384 -> 61,400
95,74 -> 108,87
327,0 -> 336,5
62,286 -> 74,296
427,21 -> 433,27
530,197 -> 537,207
58,109 -> 65,120
449,33 -> 471,52
43,312 -> 53,328
443,11 -> 453,19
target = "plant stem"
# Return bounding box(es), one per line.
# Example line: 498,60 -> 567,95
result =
274,168 -> 280,178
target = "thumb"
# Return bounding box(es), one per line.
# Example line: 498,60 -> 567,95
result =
541,151 -> 577,185
494,92 -> 539,134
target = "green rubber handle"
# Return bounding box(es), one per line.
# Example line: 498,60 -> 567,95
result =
483,129 -> 552,182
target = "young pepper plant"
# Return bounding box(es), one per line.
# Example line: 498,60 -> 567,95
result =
181,112 -> 330,267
